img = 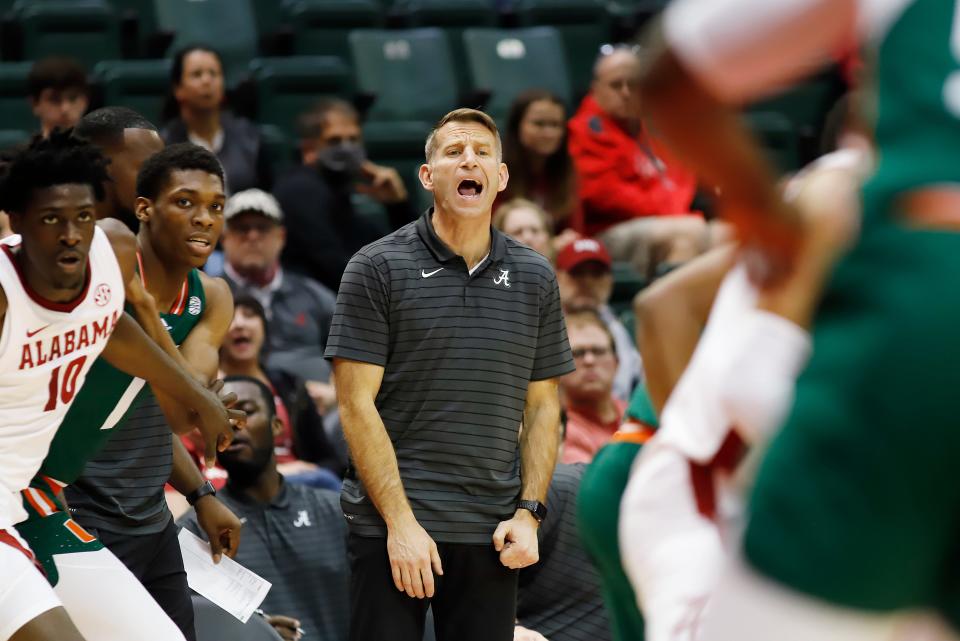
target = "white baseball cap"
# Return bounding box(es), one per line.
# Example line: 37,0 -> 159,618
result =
224,188 -> 283,223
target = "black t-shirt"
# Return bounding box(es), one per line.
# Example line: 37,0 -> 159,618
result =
325,210 -> 574,544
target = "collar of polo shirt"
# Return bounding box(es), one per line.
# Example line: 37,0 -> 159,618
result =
416,208 -> 507,267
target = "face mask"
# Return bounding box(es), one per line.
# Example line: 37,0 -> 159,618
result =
316,142 -> 366,177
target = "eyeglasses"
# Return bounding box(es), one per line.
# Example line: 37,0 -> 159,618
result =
571,346 -> 613,360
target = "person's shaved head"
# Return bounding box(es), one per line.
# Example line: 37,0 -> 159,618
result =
592,46 -> 643,123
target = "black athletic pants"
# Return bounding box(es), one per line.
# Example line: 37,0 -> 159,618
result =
348,535 -> 518,641
91,518 -> 197,641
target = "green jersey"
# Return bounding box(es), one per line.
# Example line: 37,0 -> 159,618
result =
37,268 -> 206,486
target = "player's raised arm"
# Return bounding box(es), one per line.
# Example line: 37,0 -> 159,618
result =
636,0 -> 857,279
99,311 -> 232,466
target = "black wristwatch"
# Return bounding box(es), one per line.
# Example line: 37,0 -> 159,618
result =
517,500 -> 547,523
186,480 -> 217,507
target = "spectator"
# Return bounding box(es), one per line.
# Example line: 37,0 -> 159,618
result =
516,463 -> 610,641
161,45 -> 272,194
178,376 -> 350,641
568,45 -> 709,277
274,98 -> 415,291
560,309 -> 628,464
28,56 -> 89,137
220,188 -> 337,384
500,89 -> 580,234
556,239 -> 642,401
493,198 -> 554,261
218,293 -> 347,481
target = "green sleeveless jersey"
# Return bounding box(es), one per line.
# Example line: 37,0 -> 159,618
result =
862,0 -> 960,220
37,269 -> 206,486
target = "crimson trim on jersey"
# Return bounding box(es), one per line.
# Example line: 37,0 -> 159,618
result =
1,244 -> 92,313
0,529 -> 46,577
137,250 -> 188,315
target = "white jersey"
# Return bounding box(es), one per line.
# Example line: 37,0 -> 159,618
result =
656,264 -> 758,463
663,0 -> 912,103
0,227 -> 125,529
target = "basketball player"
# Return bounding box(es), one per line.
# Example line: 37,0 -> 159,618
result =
0,133 -> 231,641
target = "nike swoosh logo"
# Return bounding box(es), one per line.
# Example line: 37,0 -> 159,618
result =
26,325 -> 49,338
421,268 -> 444,278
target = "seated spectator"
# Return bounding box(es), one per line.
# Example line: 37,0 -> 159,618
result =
560,309 -> 628,464
493,198 -> 554,261
220,188 -> 337,384
516,462 -> 610,641
219,293 -> 347,481
28,56 -> 89,137
499,89 -> 580,236
178,376 -> 350,641
568,45 -> 711,277
274,98 -> 415,291
557,239 -> 642,401
161,45 -> 271,193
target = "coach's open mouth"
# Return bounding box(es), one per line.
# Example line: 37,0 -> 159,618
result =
457,179 -> 483,199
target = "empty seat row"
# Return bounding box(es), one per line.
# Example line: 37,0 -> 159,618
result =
0,0 -> 663,94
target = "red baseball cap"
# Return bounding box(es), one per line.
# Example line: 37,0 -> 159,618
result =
556,238 -> 612,272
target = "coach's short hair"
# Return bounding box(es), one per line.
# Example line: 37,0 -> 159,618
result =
424,108 -> 502,162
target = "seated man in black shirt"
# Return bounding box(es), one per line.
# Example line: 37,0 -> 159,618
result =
274,98 -> 415,291
179,376 -> 350,641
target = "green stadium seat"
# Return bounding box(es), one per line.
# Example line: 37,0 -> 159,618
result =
462,27 -> 572,122
390,0 -> 496,92
258,124 -> 296,174
110,0 -> 160,56
610,261 -> 647,315
92,59 -> 170,125
285,0 -> 383,60
349,28 -> 456,123
14,0 -> 121,69
0,62 -> 36,133
511,0 -> 611,98
155,0 -> 257,87
249,56 -> 352,141
0,128 -> 30,152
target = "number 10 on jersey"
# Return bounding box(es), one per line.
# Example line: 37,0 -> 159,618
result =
44,356 -> 87,412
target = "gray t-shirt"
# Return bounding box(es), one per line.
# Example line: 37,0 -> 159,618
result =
325,211 -> 575,544
179,479 -> 350,641
518,463 -> 611,641
66,390 -> 172,534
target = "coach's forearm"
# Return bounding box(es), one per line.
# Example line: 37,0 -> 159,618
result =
519,380 -> 562,502
340,396 -> 415,527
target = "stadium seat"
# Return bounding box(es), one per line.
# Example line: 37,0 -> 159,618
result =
389,0 -> 497,92
93,59 -> 170,125
249,56 -> 353,141
0,62 -> 36,133
510,0 -> 611,98
155,0 -> 258,87
349,28 -> 457,123
285,0 -> 383,60
0,129 -> 30,152
461,27 -> 572,122
13,0 -> 121,69
110,0 -> 161,57
258,123 -> 297,174
610,261 -> 647,315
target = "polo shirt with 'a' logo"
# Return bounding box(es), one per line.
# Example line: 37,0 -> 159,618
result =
325,209 -> 574,544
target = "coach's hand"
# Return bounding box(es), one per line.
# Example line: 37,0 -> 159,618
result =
387,515 -> 443,599
493,510 -> 539,569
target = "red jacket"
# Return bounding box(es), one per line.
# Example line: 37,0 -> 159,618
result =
568,94 -> 698,237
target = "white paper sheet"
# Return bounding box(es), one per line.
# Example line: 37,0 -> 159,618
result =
178,528 -> 272,623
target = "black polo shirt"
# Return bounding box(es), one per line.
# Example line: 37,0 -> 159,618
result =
178,479 -> 350,641
325,210 -> 574,544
